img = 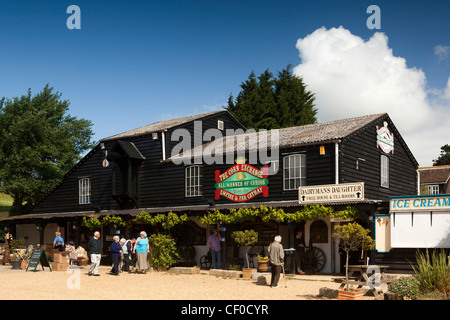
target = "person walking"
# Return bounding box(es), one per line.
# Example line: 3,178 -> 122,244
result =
268,235 -> 284,288
133,231 -> 149,274
207,229 -> 222,269
110,236 -> 122,276
88,231 -> 102,276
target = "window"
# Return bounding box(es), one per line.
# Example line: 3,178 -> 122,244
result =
217,120 -> 224,130
310,220 -> 328,243
380,155 -> 389,188
283,154 -> 306,190
427,185 -> 440,194
79,178 -> 91,204
185,166 -> 203,197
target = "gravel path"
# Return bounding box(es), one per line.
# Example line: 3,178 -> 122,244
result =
0,265 -> 346,300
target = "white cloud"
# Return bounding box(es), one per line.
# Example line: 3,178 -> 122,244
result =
293,26 -> 450,167
434,45 -> 450,62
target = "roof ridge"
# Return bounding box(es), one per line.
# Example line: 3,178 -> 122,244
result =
100,109 -> 226,142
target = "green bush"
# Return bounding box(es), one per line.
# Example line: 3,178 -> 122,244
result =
417,291 -> 449,300
412,249 -> 450,296
148,233 -> 179,269
388,277 -> 420,299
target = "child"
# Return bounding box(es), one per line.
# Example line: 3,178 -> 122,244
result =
66,242 -> 78,265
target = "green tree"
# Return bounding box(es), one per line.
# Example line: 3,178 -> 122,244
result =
432,144 -> 450,166
0,84 -> 95,215
332,222 -> 375,291
231,229 -> 258,268
226,65 -> 317,130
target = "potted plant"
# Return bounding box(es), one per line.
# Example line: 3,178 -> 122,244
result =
256,254 -> 269,272
231,229 -> 258,278
148,233 -> 179,271
10,252 -> 22,269
332,222 -> 374,300
9,238 -> 26,270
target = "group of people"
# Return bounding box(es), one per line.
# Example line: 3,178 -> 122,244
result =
52,232 -> 79,265
53,230 -> 149,276
56,228 -> 304,286
87,230 -> 151,276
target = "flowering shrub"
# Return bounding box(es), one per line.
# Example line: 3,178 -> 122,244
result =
388,277 -> 420,299
256,254 -> 268,262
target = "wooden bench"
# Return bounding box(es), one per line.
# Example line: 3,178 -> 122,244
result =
332,277 -> 358,283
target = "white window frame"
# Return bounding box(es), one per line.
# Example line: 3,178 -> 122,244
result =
427,184 -> 440,195
380,155 -> 389,188
283,154 -> 306,190
217,120 -> 224,130
79,178 -> 91,204
185,165 -> 203,197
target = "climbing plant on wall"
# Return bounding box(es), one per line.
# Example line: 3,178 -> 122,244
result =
199,204 -> 359,225
82,214 -> 129,229
133,210 -> 188,231
81,205 -> 359,231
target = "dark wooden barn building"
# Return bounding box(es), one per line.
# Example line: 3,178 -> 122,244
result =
1,110 -> 418,273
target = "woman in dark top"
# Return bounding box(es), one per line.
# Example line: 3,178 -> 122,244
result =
110,236 -> 122,276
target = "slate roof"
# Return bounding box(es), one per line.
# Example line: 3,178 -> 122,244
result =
418,166 -> 450,184
418,166 -> 450,193
100,110 -> 227,142
168,113 -> 386,162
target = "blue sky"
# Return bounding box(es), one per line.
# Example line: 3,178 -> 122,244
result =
1,0 -> 449,166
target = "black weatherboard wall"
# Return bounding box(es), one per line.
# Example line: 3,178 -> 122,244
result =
340,114 -> 417,201
30,110 -> 245,213
30,112 -> 418,213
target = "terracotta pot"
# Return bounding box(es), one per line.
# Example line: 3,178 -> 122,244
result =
338,289 -> 365,300
257,261 -> 268,272
242,268 -> 257,279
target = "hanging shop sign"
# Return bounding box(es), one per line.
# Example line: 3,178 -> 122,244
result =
390,194 -> 450,212
376,121 -> 394,154
215,159 -> 269,202
298,182 -> 365,204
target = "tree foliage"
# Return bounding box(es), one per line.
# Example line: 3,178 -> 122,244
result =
231,229 -> 258,268
433,144 -> 450,166
226,65 -> 317,130
332,222 -> 375,291
0,85 -> 95,215
200,205 -> 358,225
133,210 -> 188,231
148,233 -> 179,269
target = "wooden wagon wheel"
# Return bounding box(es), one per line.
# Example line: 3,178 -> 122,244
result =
199,251 -> 212,270
303,247 -> 326,273
177,245 -> 196,260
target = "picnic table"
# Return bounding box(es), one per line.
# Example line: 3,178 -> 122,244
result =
336,265 -> 391,298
